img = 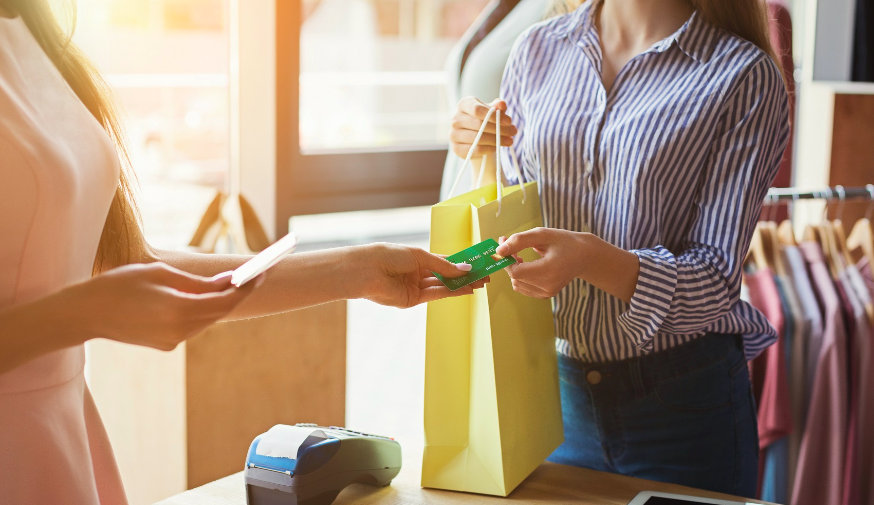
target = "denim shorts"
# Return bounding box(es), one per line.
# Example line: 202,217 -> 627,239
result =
548,333 -> 759,498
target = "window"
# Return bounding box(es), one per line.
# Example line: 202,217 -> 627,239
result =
74,0 -> 231,249
300,0 -> 488,151
279,0 -> 490,222
75,0 -> 491,243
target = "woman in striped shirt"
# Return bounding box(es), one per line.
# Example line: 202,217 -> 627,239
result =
450,0 -> 789,497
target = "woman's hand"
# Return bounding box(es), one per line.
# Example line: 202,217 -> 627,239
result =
495,228 -> 588,299
450,97 -> 517,159
356,243 -> 487,308
496,228 -> 640,303
60,262 -> 262,351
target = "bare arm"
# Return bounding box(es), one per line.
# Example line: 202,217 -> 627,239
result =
156,242 -> 482,320
0,243 -> 476,376
577,234 -> 639,303
496,229 -> 639,303
0,263 -> 258,376
157,246 -> 367,318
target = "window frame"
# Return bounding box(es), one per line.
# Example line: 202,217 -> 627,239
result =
274,0 -> 448,233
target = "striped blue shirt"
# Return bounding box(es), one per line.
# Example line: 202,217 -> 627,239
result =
500,2 -> 790,362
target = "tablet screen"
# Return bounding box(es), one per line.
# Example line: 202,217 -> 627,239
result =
644,499 -> 723,505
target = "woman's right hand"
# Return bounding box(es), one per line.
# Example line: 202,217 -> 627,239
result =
60,263 -> 261,351
449,97 -> 518,159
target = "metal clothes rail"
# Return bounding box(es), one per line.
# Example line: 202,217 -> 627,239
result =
765,185 -> 874,202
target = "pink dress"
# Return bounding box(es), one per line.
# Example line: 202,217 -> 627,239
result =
0,15 -> 128,504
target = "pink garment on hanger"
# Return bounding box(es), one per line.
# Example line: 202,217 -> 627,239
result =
744,267 -> 792,498
793,242 -> 848,505
745,268 -> 792,449
0,16 -> 127,505
780,246 -> 817,499
853,258 -> 874,505
836,272 -> 864,505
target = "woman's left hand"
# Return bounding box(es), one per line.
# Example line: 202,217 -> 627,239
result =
358,243 -> 488,308
495,228 -> 589,299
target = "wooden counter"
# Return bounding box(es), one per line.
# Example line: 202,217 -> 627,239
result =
156,441 -> 771,505
89,302 -> 347,504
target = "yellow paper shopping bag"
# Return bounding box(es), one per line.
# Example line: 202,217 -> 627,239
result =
421,108 -> 563,496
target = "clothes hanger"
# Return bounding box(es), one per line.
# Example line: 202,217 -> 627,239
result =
844,185 -> 874,326
848,184 -> 874,278
762,193 -> 787,276
746,223 -> 769,274
831,185 -> 854,269
802,190 -> 822,243
804,189 -> 838,278
745,194 -> 769,274
821,188 -> 846,278
777,192 -> 798,246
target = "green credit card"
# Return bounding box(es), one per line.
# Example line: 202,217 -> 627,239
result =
433,238 -> 516,291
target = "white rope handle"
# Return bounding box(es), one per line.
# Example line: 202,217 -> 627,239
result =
446,106 -> 495,198
446,105 -> 528,216
496,109 -> 503,216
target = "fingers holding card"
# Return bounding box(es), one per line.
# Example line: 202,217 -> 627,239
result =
432,239 -> 515,291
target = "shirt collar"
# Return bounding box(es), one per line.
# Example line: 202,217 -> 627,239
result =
547,1 -> 714,63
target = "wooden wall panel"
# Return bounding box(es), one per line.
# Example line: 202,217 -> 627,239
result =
87,301 -> 347,505
829,94 -> 874,226
186,301 -> 347,488
86,341 -> 188,505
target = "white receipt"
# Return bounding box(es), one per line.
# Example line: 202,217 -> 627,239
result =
255,425 -> 317,460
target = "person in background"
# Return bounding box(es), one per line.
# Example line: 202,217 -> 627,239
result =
440,0 -> 550,200
0,1 -> 483,503
450,0 -> 789,497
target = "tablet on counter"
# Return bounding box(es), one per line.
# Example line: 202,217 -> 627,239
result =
627,491 -> 756,505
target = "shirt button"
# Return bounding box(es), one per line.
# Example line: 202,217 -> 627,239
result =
585,161 -> 593,173
586,370 -> 602,385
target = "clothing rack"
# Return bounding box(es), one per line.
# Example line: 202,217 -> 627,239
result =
765,185 -> 874,202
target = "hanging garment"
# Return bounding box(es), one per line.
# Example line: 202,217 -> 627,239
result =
793,241 -> 849,505
838,269 -> 868,505
743,267 -> 792,500
745,269 -> 792,447
851,259 -> 874,505
858,256 -> 874,293
780,246 -> 815,498
791,244 -> 829,418
760,275 -> 797,504
783,245 -> 823,421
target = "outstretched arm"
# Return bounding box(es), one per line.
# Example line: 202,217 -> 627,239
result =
0,263 -> 259,375
156,242 -> 479,320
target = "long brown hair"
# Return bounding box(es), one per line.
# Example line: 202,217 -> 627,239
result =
549,0 -> 782,75
0,0 -> 150,274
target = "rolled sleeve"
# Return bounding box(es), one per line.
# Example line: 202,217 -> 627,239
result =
617,246 -> 678,351
616,55 -> 789,351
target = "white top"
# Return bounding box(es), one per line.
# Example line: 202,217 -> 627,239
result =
440,0 -> 550,200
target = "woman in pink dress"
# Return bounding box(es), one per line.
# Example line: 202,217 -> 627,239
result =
0,1 -> 479,503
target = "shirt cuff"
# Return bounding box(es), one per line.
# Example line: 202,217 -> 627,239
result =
616,246 -> 678,352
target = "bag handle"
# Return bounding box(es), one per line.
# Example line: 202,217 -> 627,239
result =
446,106 -> 527,216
